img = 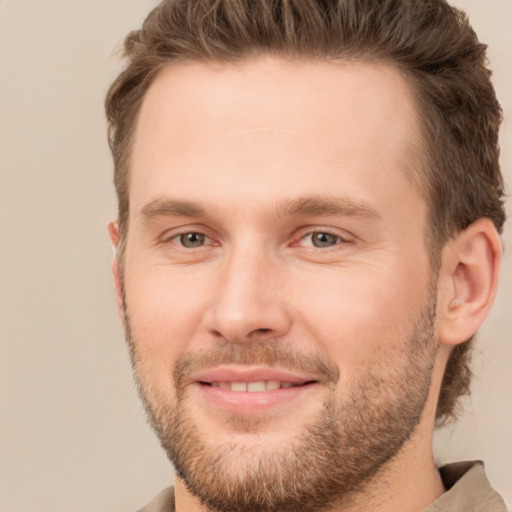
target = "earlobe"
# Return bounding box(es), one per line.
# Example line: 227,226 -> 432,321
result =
437,218 -> 502,346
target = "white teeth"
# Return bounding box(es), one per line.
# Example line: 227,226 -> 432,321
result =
247,381 -> 266,392
210,381 -> 300,391
266,380 -> 281,391
230,382 -> 248,392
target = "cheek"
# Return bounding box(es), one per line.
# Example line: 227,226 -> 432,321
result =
122,263 -> 212,381
292,264 -> 429,378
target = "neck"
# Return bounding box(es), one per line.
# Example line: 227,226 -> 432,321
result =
338,428 -> 444,512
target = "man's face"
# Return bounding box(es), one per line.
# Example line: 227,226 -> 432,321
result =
118,58 -> 439,512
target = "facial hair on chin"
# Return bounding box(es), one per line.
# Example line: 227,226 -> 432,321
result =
126,295 -> 438,512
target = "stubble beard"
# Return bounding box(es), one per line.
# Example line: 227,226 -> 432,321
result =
125,295 -> 438,512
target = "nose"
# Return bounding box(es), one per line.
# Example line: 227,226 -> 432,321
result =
202,244 -> 292,343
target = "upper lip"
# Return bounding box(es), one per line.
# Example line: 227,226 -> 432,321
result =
192,366 -> 318,385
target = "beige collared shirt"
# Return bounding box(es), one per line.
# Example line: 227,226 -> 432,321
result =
136,461 -> 508,512
426,461 -> 508,512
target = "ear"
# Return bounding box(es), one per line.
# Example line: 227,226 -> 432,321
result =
108,221 -> 125,320
437,218 -> 502,346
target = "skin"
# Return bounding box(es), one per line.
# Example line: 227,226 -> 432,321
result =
109,57 -> 502,512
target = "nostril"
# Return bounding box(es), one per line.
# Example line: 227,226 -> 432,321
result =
246,327 -> 274,339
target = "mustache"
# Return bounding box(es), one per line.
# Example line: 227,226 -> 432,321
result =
173,341 -> 340,392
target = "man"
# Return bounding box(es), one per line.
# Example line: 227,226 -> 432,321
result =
105,1 -> 508,511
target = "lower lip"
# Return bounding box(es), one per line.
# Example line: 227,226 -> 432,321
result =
196,382 -> 318,415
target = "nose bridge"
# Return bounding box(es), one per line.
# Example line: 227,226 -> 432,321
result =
205,238 -> 290,342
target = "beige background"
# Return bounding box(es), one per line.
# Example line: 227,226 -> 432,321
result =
0,1 -> 510,511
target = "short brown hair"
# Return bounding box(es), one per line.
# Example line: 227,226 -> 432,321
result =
105,0 -> 505,425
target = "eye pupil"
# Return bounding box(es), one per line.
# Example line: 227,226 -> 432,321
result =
312,232 -> 338,248
180,233 -> 205,248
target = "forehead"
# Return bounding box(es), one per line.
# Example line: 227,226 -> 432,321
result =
130,57 -> 423,217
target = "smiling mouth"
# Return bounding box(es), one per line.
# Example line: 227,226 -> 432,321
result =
201,380 -> 317,392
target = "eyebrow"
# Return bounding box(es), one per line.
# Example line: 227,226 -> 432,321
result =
141,198 -> 205,222
273,196 -> 381,220
140,195 -> 380,223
